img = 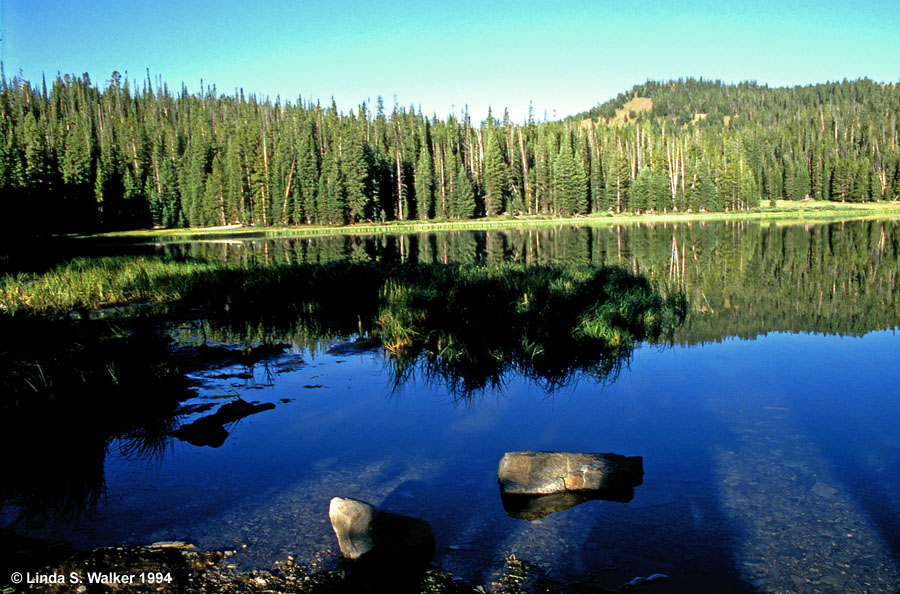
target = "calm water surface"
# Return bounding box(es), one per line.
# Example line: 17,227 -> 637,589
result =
5,220 -> 900,593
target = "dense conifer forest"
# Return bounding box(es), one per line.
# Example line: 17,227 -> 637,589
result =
1,67 -> 899,235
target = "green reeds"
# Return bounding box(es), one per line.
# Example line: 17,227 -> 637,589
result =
374,263 -> 687,393
2,255 -> 686,397
0,256 -> 220,316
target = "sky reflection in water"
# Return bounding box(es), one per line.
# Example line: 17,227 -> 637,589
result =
79,328 -> 900,590
4,221 -> 900,592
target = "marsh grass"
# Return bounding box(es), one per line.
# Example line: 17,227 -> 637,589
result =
3,254 -> 685,399
375,263 -> 686,393
0,256 -> 226,316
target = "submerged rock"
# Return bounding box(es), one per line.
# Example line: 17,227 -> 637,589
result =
622,573 -> 669,590
498,451 -> 643,495
328,497 -> 435,566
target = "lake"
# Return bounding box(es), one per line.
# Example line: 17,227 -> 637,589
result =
3,220 -> 900,593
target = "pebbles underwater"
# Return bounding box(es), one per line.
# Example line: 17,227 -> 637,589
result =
110,335 -> 900,593
7,330 -> 900,593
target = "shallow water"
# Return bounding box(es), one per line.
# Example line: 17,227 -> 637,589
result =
44,330 -> 897,592
5,220 -> 900,592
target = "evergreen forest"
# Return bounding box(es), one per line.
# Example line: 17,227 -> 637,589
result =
2,68 -> 899,235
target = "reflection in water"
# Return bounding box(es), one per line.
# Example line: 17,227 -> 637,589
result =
1,260 -> 679,531
160,219 -> 900,339
170,399 -> 276,448
165,261 -> 686,395
501,490 -> 637,521
0,318 -> 192,526
375,264 -> 686,394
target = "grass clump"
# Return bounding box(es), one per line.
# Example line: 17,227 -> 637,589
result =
376,263 -> 686,393
0,256 -> 224,316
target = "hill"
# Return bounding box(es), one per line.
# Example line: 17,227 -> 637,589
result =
578,77 -> 898,129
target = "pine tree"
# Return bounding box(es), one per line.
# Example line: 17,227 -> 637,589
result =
414,141 -> 434,220
203,152 -> 227,226
831,158 -> 853,202
651,167 -> 670,212
796,160 -> 811,200
631,167 -> 652,213
552,137 -> 583,216
343,131 -> 370,223
317,141 -> 346,225
851,158 -> 870,203
295,118 -> 320,224
453,165 -> 475,219
606,149 -> 630,213
699,167 -> 721,212
483,130 -> 508,216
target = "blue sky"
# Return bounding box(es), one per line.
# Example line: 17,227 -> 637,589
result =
2,0 -> 898,122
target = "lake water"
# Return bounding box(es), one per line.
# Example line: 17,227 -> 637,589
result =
4,220 -> 900,592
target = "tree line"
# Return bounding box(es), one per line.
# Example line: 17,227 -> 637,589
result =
2,67 -> 899,234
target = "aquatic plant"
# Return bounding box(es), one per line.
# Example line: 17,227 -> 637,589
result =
375,263 -> 686,393
2,255 -> 686,398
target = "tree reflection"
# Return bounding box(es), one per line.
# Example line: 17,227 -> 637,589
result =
0,260 -> 683,528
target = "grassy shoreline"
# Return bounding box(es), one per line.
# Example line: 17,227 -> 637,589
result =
85,200 -> 900,243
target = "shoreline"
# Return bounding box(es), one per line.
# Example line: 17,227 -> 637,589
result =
81,201 -> 900,244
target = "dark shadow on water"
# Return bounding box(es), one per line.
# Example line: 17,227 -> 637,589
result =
170,399 -> 276,448
843,470 -> 900,560
0,317 -> 291,529
798,415 -> 900,564
0,316 -> 194,528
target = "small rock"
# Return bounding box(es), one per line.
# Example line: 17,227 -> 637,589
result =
811,481 -> 838,499
622,573 -> 668,590
149,541 -> 196,550
820,574 -> 846,588
328,497 -> 376,559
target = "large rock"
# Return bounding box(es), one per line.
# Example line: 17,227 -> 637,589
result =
497,451 -> 643,495
328,497 -> 377,559
328,497 -> 434,565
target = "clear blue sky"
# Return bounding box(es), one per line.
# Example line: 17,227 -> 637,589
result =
2,0 -> 898,123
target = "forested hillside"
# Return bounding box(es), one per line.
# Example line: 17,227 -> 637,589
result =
1,69 -> 899,234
